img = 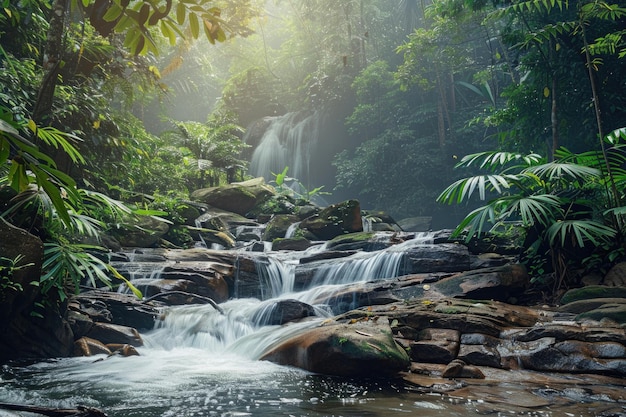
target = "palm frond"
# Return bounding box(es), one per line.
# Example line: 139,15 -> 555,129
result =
546,220 -> 617,248
524,162 -> 601,183
498,194 -> 563,226
436,174 -> 515,204
455,151 -> 542,171
452,204 -> 498,241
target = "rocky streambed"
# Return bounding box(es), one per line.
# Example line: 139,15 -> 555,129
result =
1,178 -> 625,416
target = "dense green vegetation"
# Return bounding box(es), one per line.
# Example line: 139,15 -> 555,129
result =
1,0 -> 625,302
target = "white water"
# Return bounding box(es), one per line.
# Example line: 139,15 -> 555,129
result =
247,112 -> 324,196
0,232 -> 592,416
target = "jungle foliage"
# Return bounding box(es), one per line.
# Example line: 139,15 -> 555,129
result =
2,0 -> 626,303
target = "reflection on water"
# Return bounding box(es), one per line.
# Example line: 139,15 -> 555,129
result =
1,348 -> 621,417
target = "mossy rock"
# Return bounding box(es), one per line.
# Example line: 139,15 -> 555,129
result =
190,178 -> 275,217
326,232 -> 375,249
272,237 -> 311,251
560,286 -> 626,305
575,303 -> 626,325
299,199 -> 362,240
263,214 -> 300,241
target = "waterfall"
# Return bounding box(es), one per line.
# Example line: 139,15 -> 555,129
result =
247,111 -> 324,192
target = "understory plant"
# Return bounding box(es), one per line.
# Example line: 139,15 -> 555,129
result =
437,127 -> 626,293
1,110 -> 144,305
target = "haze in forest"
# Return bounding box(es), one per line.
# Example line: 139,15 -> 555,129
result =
2,0 -> 625,230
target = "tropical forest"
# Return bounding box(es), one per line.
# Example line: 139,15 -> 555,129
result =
1,0 -> 626,416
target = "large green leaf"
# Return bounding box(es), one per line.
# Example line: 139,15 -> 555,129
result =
524,162 -> 601,183
546,220 -> 617,248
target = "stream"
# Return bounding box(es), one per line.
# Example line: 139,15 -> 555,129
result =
0,236 -> 623,416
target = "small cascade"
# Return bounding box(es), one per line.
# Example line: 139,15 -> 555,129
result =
146,300 -> 257,352
308,250 -> 405,287
307,232 -> 435,288
254,255 -> 297,298
284,221 -> 301,238
247,111 -> 324,189
145,298 -> 322,360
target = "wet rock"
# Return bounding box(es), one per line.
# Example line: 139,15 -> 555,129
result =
442,359 -> 485,379
432,264 -> 529,300
402,243 -> 471,274
497,337 -> 556,370
86,322 -> 143,347
457,343 -> 502,368
107,343 -> 140,357
194,208 -> 257,234
157,270 -> 229,302
72,291 -> 158,331
558,298 -> 626,314
0,220 -> 74,362
263,214 -> 300,241
272,237 -> 312,251
521,341 -> 626,376
66,309 -> 95,339
470,252 -> 516,269
576,303 -> 626,325
511,322 -> 626,344
301,282 -> 400,314
299,199 -> 362,240
410,328 -> 460,364
73,337 -> 112,357
190,177 -> 276,217
251,299 -> 316,325
560,285 -> 626,305
195,228 -> 236,248
111,214 -> 169,247
324,231 -> 382,251
260,320 -> 410,376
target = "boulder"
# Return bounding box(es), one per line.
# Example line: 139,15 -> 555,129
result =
73,337 -> 112,357
263,214 -> 300,241
85,322 -> 143,347
271,237 -> 312,251
0,219 -> 44,320
397,216 -> 432,232
111,215 -> 170,247
194,228 -> 236,248
299,200 -> 363,240
409,328 -> 460,364
519,340 -> 626,377
560,285 -> 626,305
402,243 -> 471,274
72,291 -> 159,331
190,178 -> 275,216
0,220 -> 74,362
432,264 -> 529,300
260,320 -> 410,376
251,299 -> 317,325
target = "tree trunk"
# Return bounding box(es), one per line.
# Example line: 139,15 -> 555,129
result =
32,0 -> 68,124
550,76 -> 558,161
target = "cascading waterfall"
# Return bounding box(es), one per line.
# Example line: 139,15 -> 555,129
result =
247,111 -> 324,192
2,231 -> 501,417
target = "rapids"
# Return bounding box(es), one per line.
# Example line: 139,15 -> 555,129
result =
0,235 -> 622,416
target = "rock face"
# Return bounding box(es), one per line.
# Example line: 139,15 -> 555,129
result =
0,219 -> 74,361
260,320 -> 410,376
342,299 -> 626,378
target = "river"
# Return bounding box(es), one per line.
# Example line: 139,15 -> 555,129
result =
0,237 -> 623,416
